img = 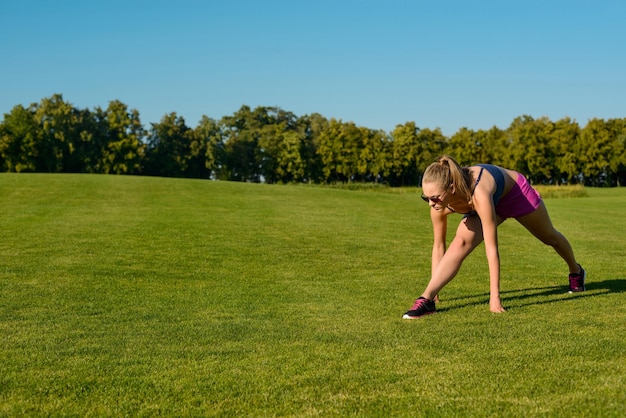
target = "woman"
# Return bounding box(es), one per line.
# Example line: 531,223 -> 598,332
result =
403,155 -> 586,319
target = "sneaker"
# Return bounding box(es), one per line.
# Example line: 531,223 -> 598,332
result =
402,297 -> 436,319
568,264 -> 586,293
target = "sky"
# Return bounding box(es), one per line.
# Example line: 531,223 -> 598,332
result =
1,0 -> 625,136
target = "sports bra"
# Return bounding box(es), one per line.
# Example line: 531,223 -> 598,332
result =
477,164 -> 505,205
447,164 -> 505,214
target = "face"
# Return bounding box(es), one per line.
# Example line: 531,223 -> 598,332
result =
421,182 -> 450,210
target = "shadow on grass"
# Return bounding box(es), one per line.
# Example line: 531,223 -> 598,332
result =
436,278 -> 626,313
585,278 -> 626,292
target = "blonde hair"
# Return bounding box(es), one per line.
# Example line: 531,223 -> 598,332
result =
423,155 -> 473,204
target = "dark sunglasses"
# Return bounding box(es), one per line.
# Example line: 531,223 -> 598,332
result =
421,193 -> 445,204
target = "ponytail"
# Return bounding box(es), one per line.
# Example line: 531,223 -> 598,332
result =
423,155 -> 473,203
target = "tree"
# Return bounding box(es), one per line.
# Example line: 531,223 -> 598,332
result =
254,108 -> 306,184
603,118 -> 626,187
578,118 -> 626,186
388,123 -> 447,186
414,128 -> 446,174
550,117 -> 581,184
616,119 -> 626,187
258,123 -> 306,183
32,94 -> 85,172
0,104 -> 39,172
446,127 -> 478,166
99,100 -> 146,175
194,115 -> 224,180
389,122 -> 422,186
220,105 -> 264,182
358,127 -> 390,183
145,113 -> 194,177
315,119 -> 355,183
3,94 -> 626,187
506,116 -> 554,183
1,95 -> 112,174
300,112 -> 328,183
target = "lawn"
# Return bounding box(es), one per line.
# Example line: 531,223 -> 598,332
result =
1,174 -> 624,417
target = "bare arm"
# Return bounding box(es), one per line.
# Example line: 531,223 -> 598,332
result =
430,206 -> 448,270
473,191 -> 505,313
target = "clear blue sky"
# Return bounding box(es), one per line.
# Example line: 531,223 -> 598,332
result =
1,0 -> 624,136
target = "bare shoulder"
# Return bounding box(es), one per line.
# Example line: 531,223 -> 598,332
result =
472,164 -> 517,192
469,165 -> 496,194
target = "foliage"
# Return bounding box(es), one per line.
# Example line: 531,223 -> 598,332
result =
2,95 -> 626,186
99,100 -> 146,175
0,104 -> 39,172
389,123 -> 446,186
1,174 -> 625,416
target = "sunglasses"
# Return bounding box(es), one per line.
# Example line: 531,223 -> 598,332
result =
421,192 -> 446,204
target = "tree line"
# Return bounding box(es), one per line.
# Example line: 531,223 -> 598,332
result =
1,94 -> 625,186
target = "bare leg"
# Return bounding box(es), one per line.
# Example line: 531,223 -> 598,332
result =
514,201 -> 580,274
422,215 -> 502,300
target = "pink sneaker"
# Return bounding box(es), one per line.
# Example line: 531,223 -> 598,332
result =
568,265 -> 586,293
402,297 -> 436,319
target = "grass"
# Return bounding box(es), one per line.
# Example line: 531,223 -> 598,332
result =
534,184 -> 588,199
0,174 -> 624,417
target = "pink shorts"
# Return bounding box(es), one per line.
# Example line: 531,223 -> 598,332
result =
495,174 -> 542,219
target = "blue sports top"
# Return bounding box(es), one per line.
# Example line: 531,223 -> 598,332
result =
476,164 -> 505,205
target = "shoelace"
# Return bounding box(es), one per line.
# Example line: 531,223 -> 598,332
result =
569,273 -> 584,288
410,298 -> 429,310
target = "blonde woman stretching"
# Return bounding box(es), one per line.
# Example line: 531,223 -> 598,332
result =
403,155 -> 586,319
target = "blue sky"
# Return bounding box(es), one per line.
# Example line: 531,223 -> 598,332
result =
1,0 -> 624,136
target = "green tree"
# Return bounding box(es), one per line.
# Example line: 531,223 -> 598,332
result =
300,112 -> 328,183
388,123 -> 446,186
219,105 -> 306,183
506,116 -> 554,183
315,119 -> 345,183
603,118 -> 626,187
446,127 -> 479,166
414,128 -> 446,173
616,119 -> 626,187
389,122 -> 422,186
32,94 -> 84,172
447,126 -> 514,168
315,119 -> 354,183
359,127 -> 390,183
258,123 -> 306,183
578,118 -> 626,186
194,115 -> 224,179
0,104 -> 39,172
256,108 -> 305,183
73,107 -> 108,173
549,117 -> 581,184
480,126 -> 510,167
145,113 -> 194,177
220,105 -> 265,182
99,100 -> 146,175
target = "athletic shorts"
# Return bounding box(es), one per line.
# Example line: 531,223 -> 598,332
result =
495,174 -> 542,219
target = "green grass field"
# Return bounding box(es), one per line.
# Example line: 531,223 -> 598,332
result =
1,174 -> 624,417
